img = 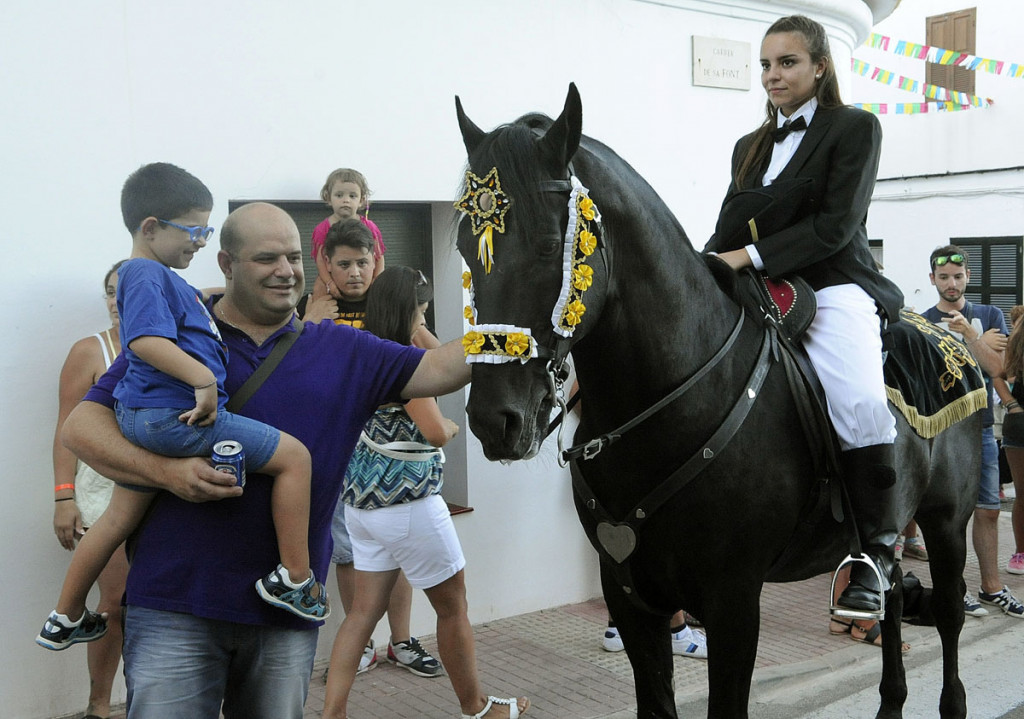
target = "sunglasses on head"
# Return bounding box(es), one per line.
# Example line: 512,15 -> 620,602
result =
933,253 -> 965,267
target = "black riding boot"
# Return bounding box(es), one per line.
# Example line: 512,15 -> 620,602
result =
836,443 -> 899,612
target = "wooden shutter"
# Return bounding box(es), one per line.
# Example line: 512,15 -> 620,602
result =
925,8 -> 977,96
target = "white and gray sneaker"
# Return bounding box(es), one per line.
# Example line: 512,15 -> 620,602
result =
964,591 -> 989,617
671,625 -> 708,660
387,637 -> 443,677
358,639 -> 378,674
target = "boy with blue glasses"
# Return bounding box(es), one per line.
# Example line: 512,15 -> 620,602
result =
38,163 -> 326,651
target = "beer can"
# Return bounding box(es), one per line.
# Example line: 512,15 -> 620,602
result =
212,440 -> 246,488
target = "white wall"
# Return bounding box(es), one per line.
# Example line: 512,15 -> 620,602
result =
0,1 -> 878,716
850,0 -> 1024,299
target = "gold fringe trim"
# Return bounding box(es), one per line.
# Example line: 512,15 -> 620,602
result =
886,386 -> 989,439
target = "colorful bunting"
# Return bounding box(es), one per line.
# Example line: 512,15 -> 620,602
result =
865,33 -> 1024,79
851,58 -> 993,108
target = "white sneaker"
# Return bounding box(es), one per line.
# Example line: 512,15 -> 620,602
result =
358,639 -> 378,674
964,591 -> 989,617
671,625 -> 708,660
601,626 -> 624,652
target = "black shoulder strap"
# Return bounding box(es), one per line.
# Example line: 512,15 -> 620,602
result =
225,316 -> 304,414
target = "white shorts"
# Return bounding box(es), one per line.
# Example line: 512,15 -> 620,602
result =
345,494 -> 466,589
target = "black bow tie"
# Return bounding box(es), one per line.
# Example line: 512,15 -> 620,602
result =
773,116 -> 807,143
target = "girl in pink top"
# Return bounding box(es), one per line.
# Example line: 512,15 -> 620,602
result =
311,168 -> 386,300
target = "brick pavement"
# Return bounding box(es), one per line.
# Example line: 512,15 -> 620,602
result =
300,504 -> 1022,718
76,500 -> 1022,719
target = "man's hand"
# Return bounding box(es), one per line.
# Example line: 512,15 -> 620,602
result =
163,456 -> 244,502
944,310 -> 974,339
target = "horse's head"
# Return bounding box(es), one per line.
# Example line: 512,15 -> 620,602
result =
454,83 -> 609,461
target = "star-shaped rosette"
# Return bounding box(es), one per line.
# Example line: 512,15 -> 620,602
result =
454,167 -> 512,235
454,167 -> 512,273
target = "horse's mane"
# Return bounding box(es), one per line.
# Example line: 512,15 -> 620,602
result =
461,110 -> 691,251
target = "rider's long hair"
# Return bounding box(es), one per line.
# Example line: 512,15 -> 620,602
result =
734,15 -> 845,189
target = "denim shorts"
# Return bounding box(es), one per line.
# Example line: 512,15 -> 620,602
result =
978,426 -> 1001,510
116,403 -> 280,471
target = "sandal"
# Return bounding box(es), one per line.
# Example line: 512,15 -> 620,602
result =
828,618 -> 853,635
850,621 -> 910,654
462,696 -> 530,719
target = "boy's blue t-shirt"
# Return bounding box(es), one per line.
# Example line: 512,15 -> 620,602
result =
113,258 -> 228,410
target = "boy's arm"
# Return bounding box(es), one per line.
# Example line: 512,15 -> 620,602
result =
130,335 -> 218,426
62,401 -> 241,502
401,339 -> 470,399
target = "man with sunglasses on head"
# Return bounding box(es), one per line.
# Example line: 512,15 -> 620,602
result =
924,245 -> 1024,620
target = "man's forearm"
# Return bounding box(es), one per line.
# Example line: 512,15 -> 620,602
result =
62,401 -> 242,502
63,401 -> 169,487
402,339 -> 471,399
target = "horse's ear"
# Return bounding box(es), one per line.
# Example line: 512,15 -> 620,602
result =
539,83 -> 583,169
455,95 -> 486,156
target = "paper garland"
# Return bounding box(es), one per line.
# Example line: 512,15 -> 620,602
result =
852,59 -> 992,107
865,33 -> 1024,79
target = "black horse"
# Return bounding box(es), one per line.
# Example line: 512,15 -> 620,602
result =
453,84 -> 982,718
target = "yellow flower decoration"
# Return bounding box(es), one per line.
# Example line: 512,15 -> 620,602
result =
579,196 -> 597,221
579,230 -> 596,256
505,332 -> 531,357
572,264 -> 593,291
565,300 -> 587,326
463,305 -> 476,325
462,271 -> 473,289
462,331 -> 485,355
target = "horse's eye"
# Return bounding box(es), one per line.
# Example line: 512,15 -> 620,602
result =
538,235 -> 563,258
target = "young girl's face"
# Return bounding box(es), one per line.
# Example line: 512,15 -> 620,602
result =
410,302 -> 428,341
760,31 -> 826,117
329,181 -> 364,220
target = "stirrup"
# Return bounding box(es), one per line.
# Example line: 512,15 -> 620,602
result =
830,554 -> 887,621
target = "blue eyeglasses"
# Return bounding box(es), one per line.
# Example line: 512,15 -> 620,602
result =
158,219 -> 215,244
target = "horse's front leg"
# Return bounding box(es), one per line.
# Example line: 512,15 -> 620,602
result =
919,517 -> 968,719
701,583 -> 762,719
877,567 -> 908,719
602,569 -> 677,719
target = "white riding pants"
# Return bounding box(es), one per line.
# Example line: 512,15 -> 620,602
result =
802,284 -> 897,450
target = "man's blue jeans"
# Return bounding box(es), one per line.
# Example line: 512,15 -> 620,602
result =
123,605 -> 318,719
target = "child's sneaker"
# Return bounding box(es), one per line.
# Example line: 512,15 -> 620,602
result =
1008,552 -> 1024,575
35,609 -> 108,650
387,637 -> 443,677
602,625 -> 624,652
977,585 -> 1024,618
671,625 -> 708,660
255,565 -> 330,621
358,640 -> 377,674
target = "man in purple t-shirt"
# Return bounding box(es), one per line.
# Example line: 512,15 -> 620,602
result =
62,202 -> 470,719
